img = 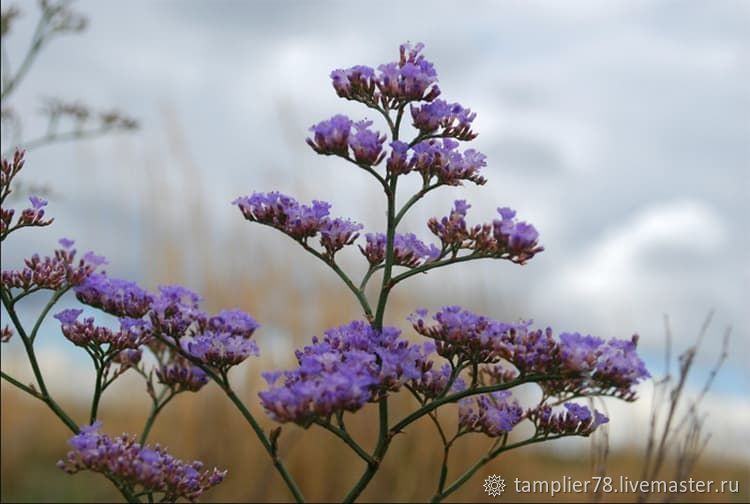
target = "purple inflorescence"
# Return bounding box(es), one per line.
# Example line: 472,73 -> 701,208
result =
180,309 -> 260,369
384,139 -> 487,186
53,310 -> 153,350
428,200 -> 543,264
531,403 -> 609,436
306,116 -> 386,166
233,192 -> 362,259
157,358 -> 209,392
411,362 -> 467,399
459,391 -> 524,437
409,306 -> 649,395
1,239 -> 107,292
410,99 -> 477,141
259,321 -> 430,426
1,150 -> 56,237
331,42 -> 440,105
75,272 -> 154,318
320,218 -> 364,258
58,421 -> 226,501
359,232 -> 440,267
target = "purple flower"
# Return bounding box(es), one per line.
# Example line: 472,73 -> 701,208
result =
259,321 -> 430,425
428,201 -> 544,264
180,309 -> 261,369
386,141 -> 412,175
149,285 -> 205,337
1,244 -> 106,292
375,42 -> 440,102
532,403 -> 609,436
234,191 -> 331,240
409,306 -> 529,365
359,232 -> 441,267
459,391 -> 524,437
320,218 -> 364,258
157,358 -> 209,392
595,335 -> 650,387
409,139 -> 487,186
53,311 -> 152,350
75,272 -> 154,318
330,65 -> 376,101
29,195 -> 48,210
58,237 -> 75,249
410,99 -> 477,141
58,422 -> 226,501
306,114 -> 353,157
559,332 -> 604,372
349,120 -> 386,165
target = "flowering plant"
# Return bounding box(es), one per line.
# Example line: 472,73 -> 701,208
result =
1,38 -> 649,503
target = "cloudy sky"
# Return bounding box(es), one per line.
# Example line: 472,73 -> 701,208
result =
2,0 -> 748,456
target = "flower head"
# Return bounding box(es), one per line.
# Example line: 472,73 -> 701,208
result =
58,422 -> 226,501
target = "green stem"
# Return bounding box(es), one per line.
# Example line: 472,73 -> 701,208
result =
89,362 -> 104,424
433,434 -> 570,502
391,252 -> 485,286
393,183 -> 439,227
221,382 -> 305,503
314,419 -> 376,467
391,373 -> 564,435
30,287 -> 69,343
1,370 -> 40,397
139,389 -> 175,445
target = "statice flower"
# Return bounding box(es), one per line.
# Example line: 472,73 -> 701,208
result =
149,285 -> 206,337
58,421 -> 226,501
386,140 -> 412,175
410,99 -> 477,141
409,306 -> 529,365
233,191 -> 330,240
1,239 -> 107,292
359,232 -> 441,267
410,139 -> 487,186
53,310 -> 153,350
376,42 -> 440,103
428,201 -> 543,264
180,309 -> 260,369
320,218 -> 364,259
1,150 -> 55,238
75,272 -> 154,318
331,65 -> 376,102
234,192 -> 362,259
531,403 -> 609,436
259,321 -> 430,425
306,114 -> 353,157
595,335 -> 650,387
558,332 -> 604,372
349,120 -> 387,165
157,357 -> 209,392
411,362 -> 467,399
459,391 -> 524,437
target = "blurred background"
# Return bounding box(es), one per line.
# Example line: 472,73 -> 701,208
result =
1,0 -> 748,502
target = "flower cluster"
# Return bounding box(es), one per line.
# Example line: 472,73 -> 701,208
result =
259,321 -> 430,426
58,422 -> 226,501
410,99 -> 477,141
179,309 -> 260,369
359,232 -> 440,267
1,150 -> 55,239
458,391 -> 524,437
156,357 -> 209,392
331,42 -> 440,106
54,310 -> 152,352
409,306 -> 650,396
385,139 -> 487,186
233,192 -> 362,259
1,239 -> 106,293
409,306 -> 530,365
531,403 -> 609,436
307,116 -> 386,166
75,272 -> 154,318
428,201 -> 543,264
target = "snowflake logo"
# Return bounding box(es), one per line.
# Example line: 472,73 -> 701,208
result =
483,474 -> 506,497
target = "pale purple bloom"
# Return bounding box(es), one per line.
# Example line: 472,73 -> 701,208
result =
58,422 -> 226,500
459,391 -> 524,437
75,272 -> 154,318
360,232 -> 440,267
